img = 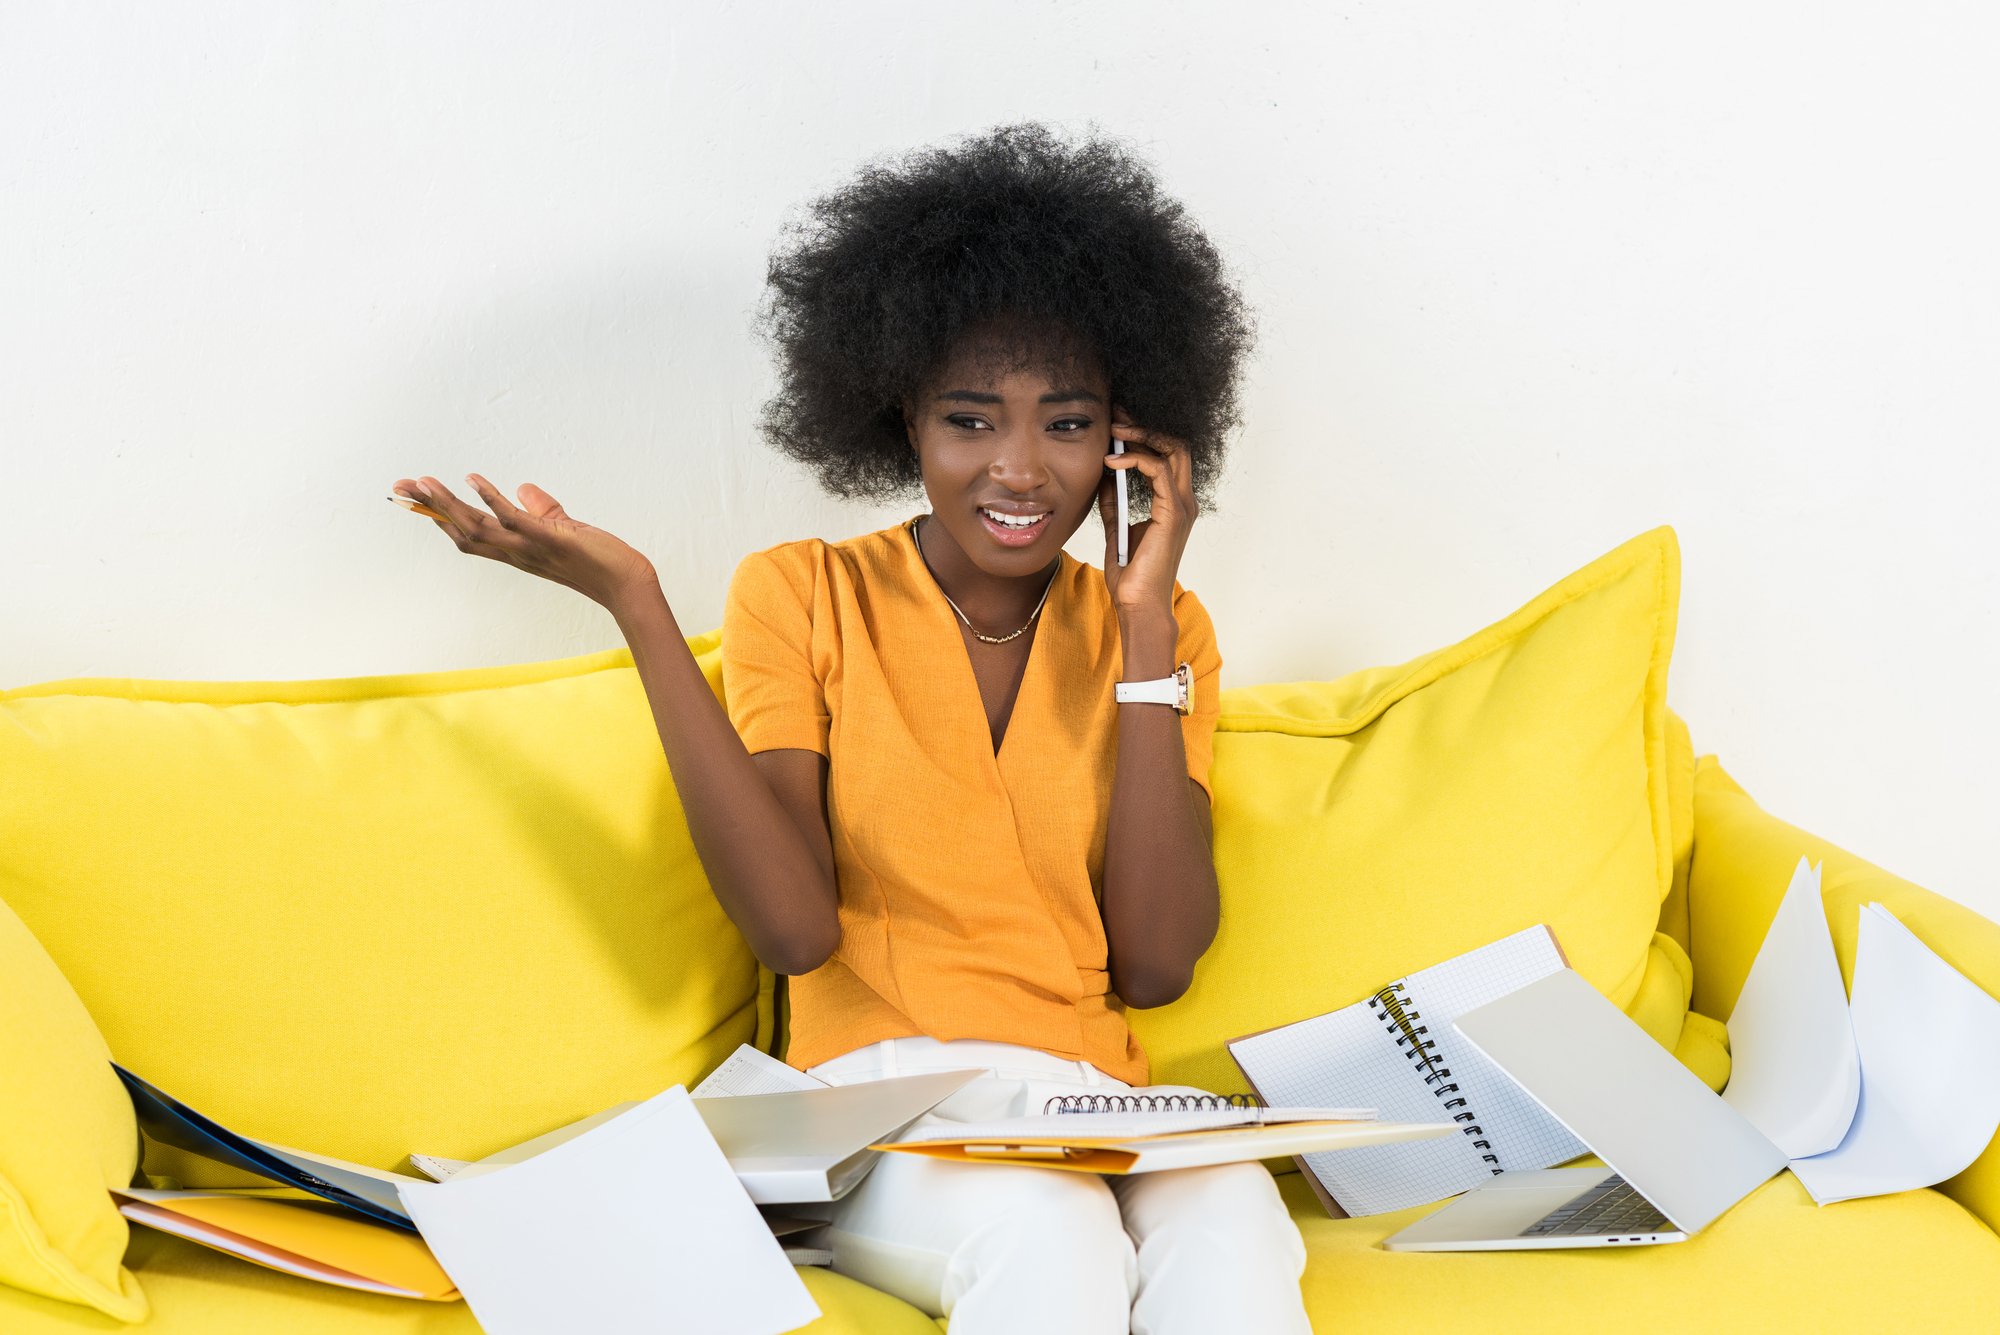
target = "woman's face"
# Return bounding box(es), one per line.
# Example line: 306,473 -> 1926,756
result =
904,361 -> 1113,578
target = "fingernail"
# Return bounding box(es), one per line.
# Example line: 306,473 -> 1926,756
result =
416,482 -> 434,499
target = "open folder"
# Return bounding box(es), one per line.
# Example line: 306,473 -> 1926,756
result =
112,1063 -> 419,1231
875,1110 -> 1455,1175
109,1187 -> 457,1300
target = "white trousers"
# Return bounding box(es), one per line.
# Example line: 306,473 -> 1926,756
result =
799,1036 -> 1312,1335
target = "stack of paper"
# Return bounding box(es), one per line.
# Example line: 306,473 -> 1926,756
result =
695,1069 -> 988,1201
877,1108 -> 1451,1175
416,1054 -> 981,1205
1726,858 -> 2000,1204
414,1055 -> 976,1207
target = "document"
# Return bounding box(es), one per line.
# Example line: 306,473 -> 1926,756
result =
1787,904 -> 2000,1205
1721,858 -> 1861,1156
694,1045 -> 830,1098
1710,858 -> 2000,1204
416,1102 -> 641,1184
394,1084 -> 817,1335
879,1112 -> 1452,1176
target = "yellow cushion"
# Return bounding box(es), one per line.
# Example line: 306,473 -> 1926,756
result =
0,1227 -> 938,1333
0,639 -> 760,1185
1656,707 -> 1697,952
0,899 -> 148,1321
1130,527 -> 1691,1097
1281,1166 -> 2000,1334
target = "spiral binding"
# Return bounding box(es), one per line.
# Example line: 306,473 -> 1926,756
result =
1044,1091 -> 1265,1114
1368,982 -> 1500,1174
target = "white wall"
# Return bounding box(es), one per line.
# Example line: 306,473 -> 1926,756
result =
5,3 -> 1995,918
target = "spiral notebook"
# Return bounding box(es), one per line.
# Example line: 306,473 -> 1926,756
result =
1227,925 -> 1586,1217
1043,1092 -> 1356,1119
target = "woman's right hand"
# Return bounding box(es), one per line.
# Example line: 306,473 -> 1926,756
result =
390,473 -> 658,610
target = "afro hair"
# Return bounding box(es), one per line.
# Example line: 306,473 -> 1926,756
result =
753,121 -> 1254,517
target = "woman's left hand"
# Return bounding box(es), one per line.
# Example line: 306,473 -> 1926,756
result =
1098,406 -> 1197,617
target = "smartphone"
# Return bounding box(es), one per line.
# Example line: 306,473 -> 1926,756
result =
1112,439 -> 1129,567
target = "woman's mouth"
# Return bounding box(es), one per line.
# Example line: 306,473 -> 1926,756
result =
977,506 -> 1051,547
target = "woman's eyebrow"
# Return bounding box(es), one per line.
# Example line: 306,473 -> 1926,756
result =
935,388 -> 1104,404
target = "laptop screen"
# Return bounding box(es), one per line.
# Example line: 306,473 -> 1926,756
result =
1452,969 -> 1787,1233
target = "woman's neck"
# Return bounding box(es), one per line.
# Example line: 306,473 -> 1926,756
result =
912,514 -> 1061,633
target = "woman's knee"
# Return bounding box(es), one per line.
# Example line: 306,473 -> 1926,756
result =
942,1167 -> 1137,1305
1115,1162 -> 1306,1267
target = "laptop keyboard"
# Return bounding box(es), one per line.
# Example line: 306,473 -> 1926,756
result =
1519,1175 -> 1672,1238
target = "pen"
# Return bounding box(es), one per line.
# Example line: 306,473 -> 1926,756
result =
388,493 -> 449,522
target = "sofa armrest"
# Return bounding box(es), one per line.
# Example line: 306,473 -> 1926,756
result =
1688,753 -> 2000,1232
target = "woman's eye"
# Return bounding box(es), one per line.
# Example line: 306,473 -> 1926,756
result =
945,415 -> 990,431
1051,418 -> 1092,433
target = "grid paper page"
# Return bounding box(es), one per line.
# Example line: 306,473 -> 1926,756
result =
1231,999 -> 1487,1215
1402,927 -> 1586,1179
1227,926 -> 1584,1217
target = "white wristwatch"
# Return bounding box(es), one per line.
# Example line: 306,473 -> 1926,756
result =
1115,661 -> 1193,715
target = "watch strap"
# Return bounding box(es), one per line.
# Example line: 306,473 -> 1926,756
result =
1115,661 -> 1193,715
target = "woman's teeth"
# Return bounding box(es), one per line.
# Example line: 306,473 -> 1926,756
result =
980,508 -> 1047,529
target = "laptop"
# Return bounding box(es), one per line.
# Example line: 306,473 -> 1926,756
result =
1381,969 -> 1787,1251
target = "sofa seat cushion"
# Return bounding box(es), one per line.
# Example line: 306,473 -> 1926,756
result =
0,1230 -> 938,1334
0,638 -> 760,1186
1283,1166 -> 2000,1333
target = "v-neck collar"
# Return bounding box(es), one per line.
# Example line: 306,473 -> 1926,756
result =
901,513 -> 1069,767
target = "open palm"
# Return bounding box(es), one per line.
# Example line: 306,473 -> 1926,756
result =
391,473 -> 657,608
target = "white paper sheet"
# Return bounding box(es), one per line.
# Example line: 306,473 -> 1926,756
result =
394,1085 -> 817,1335
421,1102 -> 642,1184
1788,904 -> 2000,1205
1721,858 -> 1861,1156
694,1045 -> 830,1098
407,1154 -> 474,1183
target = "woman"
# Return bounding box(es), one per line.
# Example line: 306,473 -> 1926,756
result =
391,122 -> 1310,1334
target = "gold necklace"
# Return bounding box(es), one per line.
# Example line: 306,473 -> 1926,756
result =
910,515 -> 1060,645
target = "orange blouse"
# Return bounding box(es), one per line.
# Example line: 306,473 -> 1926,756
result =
719,515 -> 1223,1085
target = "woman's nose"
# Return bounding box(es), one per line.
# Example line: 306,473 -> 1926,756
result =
987,429 -> 1051,491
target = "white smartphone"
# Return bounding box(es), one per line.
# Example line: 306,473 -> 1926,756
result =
1112,439 -> 1129,567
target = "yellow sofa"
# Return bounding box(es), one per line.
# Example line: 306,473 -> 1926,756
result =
5,593 -> 1999,1330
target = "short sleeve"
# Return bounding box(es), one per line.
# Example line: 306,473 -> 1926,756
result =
1171,586 -> 1224,802
721,546 -> 831,757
